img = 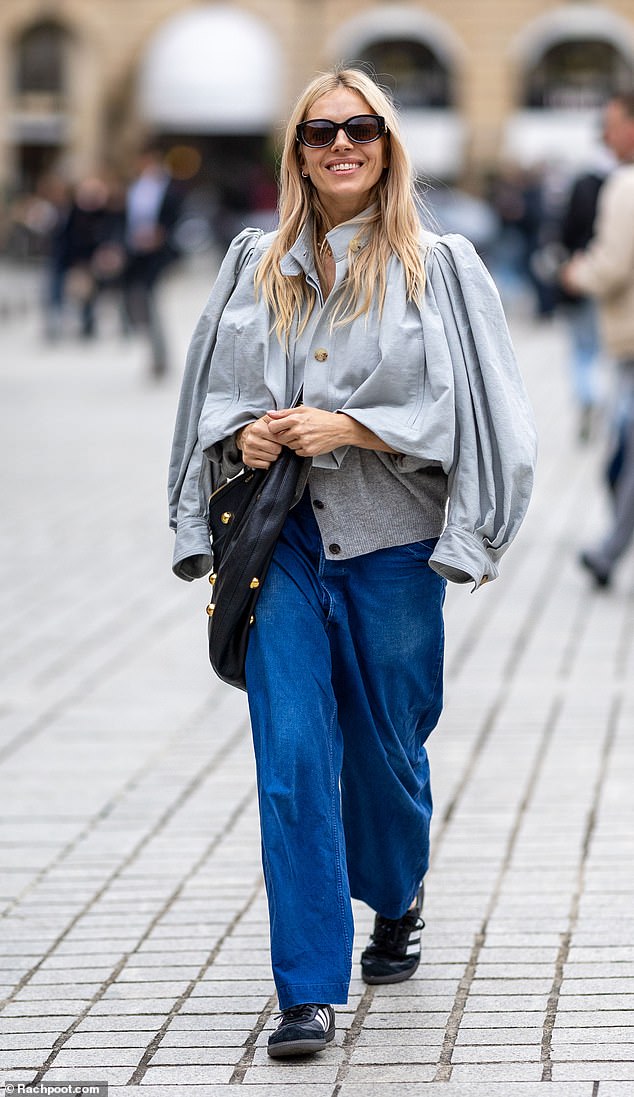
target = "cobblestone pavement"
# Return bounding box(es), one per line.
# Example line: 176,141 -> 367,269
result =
1,257 -> 633,1097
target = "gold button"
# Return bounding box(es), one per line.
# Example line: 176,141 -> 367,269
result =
314,348 -> 328,362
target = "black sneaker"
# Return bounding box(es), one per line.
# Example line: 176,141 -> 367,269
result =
267,1003 -> 335,1058
361,883 -> 425,985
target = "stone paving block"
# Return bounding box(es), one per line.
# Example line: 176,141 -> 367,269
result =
452,1044 -> 541,1064
552,1028 -> 634,1043
0,1052 -> 48,1069
455,1027 -> 542,1045
598,1085 -> 634,1096
37,1068 -> 132,1085
552,1062 -> 634,1080
51,1050 -> 143,1068
558,995 -> 634,1010
240,1063 -> 340,1085
177,996 -> 270,1014
155,1029 -> 251,1049
64,1032 -> 160,1049
356,1029 -> 445,1046
147,1046 -> 245,1066
350,1044 -> 440,1065
361,1013 -> 448,1031
337,1087 -> 595,1097
553,1011 -> 634,1028
342,1064 -> 438,1083
367,995 -> 454,1013
71,1016 -> 166,1032
168,1013 -> 260,1031
27,967 -> 116,985
139,1065 -> 242,1083
469,978 -> 553,995
553,1044 -> 634,1061
449,1062 -> 543,1081
133,1088 -> 336,1096
2,1002 -> 90,1017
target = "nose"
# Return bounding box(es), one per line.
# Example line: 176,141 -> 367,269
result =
331,125 -> 352,150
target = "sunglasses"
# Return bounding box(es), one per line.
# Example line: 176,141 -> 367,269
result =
296,114 -> 387,148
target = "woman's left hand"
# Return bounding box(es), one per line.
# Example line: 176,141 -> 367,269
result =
266,406 -> 353,457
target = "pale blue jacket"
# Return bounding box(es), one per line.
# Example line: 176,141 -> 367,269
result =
168,219 -> 537,588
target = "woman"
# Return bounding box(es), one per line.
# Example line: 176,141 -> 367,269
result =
169,69 -> 537,1058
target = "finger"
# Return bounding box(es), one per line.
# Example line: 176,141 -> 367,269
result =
267,417 -> 294,436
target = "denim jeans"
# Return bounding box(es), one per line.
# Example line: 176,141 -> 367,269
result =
245,490 -> 446,1009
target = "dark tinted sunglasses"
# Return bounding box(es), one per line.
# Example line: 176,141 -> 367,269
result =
296,114 -> 387,148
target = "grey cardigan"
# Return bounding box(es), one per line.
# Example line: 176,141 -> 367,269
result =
168,220 -> 537,589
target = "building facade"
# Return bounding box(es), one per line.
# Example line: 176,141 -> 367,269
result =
1,0 -> 634,199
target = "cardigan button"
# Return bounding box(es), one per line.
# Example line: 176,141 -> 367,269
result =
314,348 -> 328,362
329,543 -> 341,554
312,499 -> 325,510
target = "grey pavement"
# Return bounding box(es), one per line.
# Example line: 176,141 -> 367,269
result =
1,254 -> 633,1097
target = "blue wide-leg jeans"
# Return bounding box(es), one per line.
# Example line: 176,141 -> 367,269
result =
245,491 -> 446,1009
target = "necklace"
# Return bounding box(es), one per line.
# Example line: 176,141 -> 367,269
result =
318,236 -> 332,259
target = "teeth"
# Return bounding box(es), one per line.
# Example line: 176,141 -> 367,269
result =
329,163 -> 359,172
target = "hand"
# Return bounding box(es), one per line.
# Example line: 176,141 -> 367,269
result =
236,415 -> 283,468
266,405 -> 352,457
559,257 -> 581,294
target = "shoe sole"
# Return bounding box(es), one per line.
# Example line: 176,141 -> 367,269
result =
267,1032 -> 334,1058
361,956 -> 420,985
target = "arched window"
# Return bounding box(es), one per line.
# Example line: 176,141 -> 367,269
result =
523,39 -> 632,109
15,21 -> 69,97
353,38 -> 453,109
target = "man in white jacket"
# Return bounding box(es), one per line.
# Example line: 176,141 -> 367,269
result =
561,93 -> 634,586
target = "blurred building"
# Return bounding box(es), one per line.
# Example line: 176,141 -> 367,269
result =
1,0 -> 634,199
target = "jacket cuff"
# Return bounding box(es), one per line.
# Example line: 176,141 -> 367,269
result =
430,525 -> 499,590
172,518 -> 212,581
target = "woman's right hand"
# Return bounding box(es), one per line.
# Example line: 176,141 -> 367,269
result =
236,415 -> 283,469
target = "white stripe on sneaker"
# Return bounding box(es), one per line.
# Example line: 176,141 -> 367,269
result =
316,1007 -> 330,1031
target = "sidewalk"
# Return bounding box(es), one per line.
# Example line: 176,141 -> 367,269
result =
1,259 -> 633,1097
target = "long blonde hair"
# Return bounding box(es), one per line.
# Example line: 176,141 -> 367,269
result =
255,68 -> 428,342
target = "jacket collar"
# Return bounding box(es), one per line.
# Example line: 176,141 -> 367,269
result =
280,206 -> 375,276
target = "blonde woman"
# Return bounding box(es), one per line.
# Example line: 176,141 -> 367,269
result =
169,69 -> 536,1058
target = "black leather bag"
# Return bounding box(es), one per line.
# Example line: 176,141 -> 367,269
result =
206,407 -> 305,691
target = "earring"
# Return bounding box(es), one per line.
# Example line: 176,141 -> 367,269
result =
301,171 -> 309,178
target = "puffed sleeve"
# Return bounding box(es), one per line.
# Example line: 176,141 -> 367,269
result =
167,228 -> 263,581
422,234 -> 537,588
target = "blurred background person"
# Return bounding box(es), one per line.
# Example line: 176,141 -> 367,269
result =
42,172 -> 124,342
556,152 -> 612,442
122,142 -> 184,380
561,92 -> 634,587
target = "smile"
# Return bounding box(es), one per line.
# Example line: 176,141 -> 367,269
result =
326,162 -> 362,173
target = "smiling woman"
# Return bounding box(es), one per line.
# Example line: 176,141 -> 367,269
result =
168,66 -> 537,1064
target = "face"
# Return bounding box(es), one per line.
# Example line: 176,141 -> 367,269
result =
603,100 -> 634,163
298,87 -> 389,224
